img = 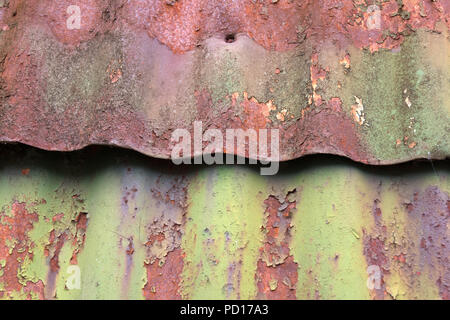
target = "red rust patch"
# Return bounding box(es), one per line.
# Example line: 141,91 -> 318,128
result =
238,92 -> 275,130
8,1 -> 446,53
122,0 -> 310,54
0,202 -> 44,299
143,248 -> 184,300
142,176 -> 188,299
120,0 -> 449,53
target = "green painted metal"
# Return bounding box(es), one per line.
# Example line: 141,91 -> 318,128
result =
0,146 -> 447,299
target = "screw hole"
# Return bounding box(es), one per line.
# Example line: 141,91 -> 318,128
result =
225,34 -> 236,43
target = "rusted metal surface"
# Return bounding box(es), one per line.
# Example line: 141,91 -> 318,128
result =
0,0 -> 448,164
0,145 -> 448,300
0,0 -> 448,301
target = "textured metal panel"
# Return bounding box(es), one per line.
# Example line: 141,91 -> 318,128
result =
0,0 -> 448,163
0,0 -> 448,301
0,145 -> 448,300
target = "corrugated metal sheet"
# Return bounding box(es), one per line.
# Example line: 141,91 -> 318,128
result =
0,0 -> 448,300
0,0 -> 448,163
0,145 -> 448,299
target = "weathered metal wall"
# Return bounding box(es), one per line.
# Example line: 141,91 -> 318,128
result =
0,0 -> 448,163
0,0 -> 448,301
0,145 -> 447,300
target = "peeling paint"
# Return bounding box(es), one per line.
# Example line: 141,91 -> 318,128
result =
0,145 -> 447,299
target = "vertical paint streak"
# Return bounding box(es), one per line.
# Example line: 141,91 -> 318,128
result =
290,165 -> 374,299
256,192 -> 298,299
181,166 -> 266,299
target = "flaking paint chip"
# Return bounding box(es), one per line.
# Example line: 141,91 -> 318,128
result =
269,279 -> 278,291
405,96 -> 412,108
351,96 -> 365,125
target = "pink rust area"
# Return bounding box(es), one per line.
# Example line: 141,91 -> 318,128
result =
0,0 -> 447,164
121,0 -> 310,53
120,0 -> 449,53
1,1 -> 447,53
307,0 -> 449,51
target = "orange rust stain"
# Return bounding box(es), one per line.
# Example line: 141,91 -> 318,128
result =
393,253 -> 406,264
408,141 -> 417,149
239,92 -> 275,130
108,60 -> 123,84
0,202 -> 44,299
143,248 -> 184,300
145,233 -> 166,247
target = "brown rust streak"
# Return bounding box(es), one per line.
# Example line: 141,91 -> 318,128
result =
44,211 -> 89,299
70,212 -> 88,265
45,230 -> 67,299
